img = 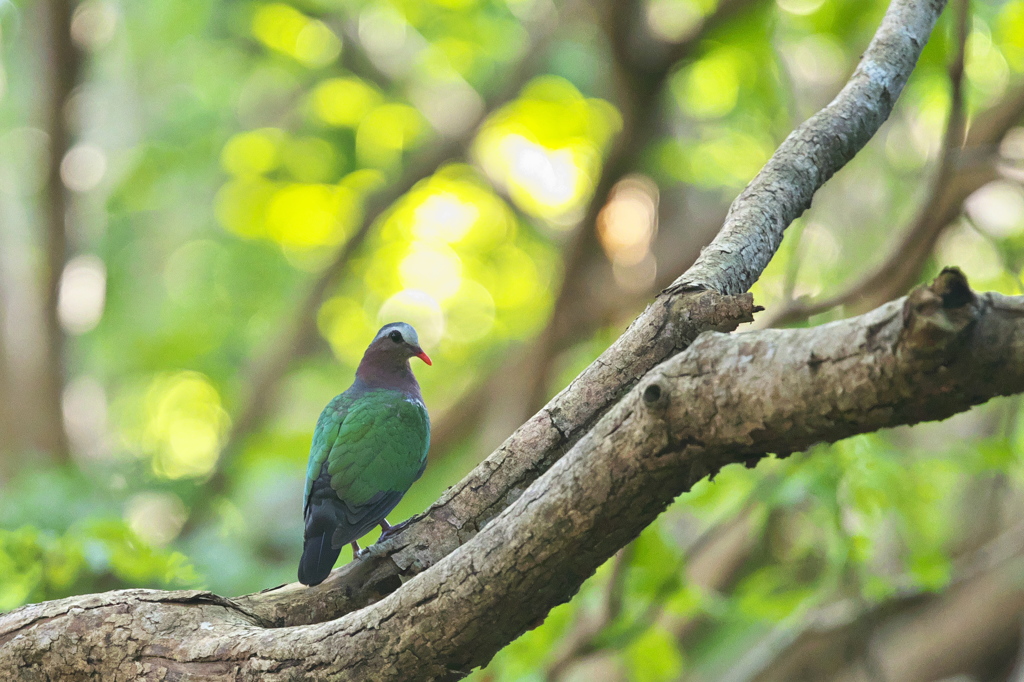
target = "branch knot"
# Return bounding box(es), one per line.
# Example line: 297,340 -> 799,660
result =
899,267 -> 978,357
641,380 -> 669,411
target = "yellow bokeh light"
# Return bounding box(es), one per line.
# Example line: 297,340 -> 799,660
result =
997,2 -> 1024,70
776,0 -> 826,15
412,192 -> 479,243
356,103 -> 425,168
265,183 -> 356,247
473,76 -> 621,223
684,128 -> 773,188
398,243 -> 463,301
443,280 -> 495,343
486,245 -> 544,310
477,131 -> 593,223
221,129 -> 281,176
143,372 -> 229,480
676,49 -> 742,120
252,3 -> 341,68
311,78 -> 382,127
966,28 -> 1010,103
318,296 -> 375,365
505,136 -> 580,208
282,136 -> 337,183
215,177 -> 274,239
385,170 -> 513,250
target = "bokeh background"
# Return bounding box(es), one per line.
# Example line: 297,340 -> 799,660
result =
1,0 -> 1024,679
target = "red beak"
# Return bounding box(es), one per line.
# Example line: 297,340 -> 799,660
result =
415,351 -> 432,366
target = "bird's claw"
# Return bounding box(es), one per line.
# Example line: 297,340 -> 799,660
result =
378,518 -> 414,542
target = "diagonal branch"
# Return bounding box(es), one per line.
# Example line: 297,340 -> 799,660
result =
4,271 -> 1024,679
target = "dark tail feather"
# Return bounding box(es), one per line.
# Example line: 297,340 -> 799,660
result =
298,532 -> 341,586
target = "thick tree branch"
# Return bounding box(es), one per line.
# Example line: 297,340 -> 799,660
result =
3,271 -> 1024,679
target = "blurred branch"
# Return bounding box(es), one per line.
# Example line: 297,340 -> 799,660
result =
763,6 -> 1024,327
8,271 -> 1024,677
547,505 -> 761,681
37,0 -> 81,464
0,268 -> 13,480
737,516 -> 1024,682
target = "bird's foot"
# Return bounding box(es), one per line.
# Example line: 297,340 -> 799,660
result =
378,517 -> 414,542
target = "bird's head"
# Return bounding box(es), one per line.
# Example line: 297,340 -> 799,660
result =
364,322 -> 432,368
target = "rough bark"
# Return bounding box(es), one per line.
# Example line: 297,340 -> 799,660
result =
2,271 -> 1023,680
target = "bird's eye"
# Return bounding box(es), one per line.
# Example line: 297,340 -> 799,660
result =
389,330 -> 403,343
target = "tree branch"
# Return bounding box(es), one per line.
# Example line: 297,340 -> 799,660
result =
3,270 -> 1024,679
738,515 -> 1024,682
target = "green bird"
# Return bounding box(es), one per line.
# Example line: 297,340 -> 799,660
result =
298,321 -> 431,586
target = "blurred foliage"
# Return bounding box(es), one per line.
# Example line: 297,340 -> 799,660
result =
0,0 -> 1023,678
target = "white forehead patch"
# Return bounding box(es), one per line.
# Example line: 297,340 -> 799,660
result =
375,322 -> 420,345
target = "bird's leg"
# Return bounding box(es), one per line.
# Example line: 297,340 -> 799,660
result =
350,540 -> 361,557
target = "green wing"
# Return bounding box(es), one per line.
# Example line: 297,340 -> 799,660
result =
304,392 -> 350,509
303,389 -> 429,509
